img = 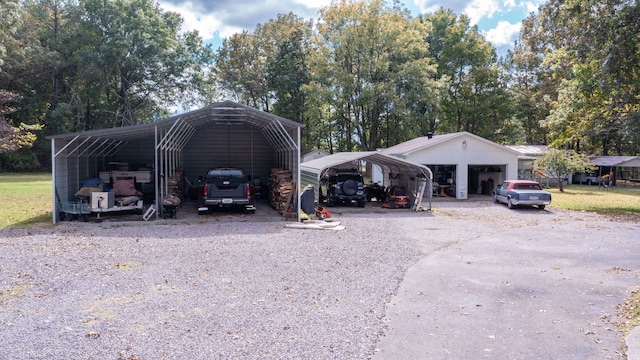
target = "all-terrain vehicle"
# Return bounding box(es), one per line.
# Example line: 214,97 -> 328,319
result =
320,169 -> 366,207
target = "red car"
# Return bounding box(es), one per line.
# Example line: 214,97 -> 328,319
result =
492,180 -> 552,210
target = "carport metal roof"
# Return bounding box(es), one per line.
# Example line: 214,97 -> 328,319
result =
300,151 -> 433,210
589,156 -> 640,167
48,100 -> 303,222
48,100 -> 302,152
301,152 -> 432,179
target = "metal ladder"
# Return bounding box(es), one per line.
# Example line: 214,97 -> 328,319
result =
412,177 -> 428,211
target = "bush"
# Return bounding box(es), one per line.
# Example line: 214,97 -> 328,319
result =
1,150 -> 42,171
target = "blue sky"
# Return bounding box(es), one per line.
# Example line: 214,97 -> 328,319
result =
158,0 -> 546,56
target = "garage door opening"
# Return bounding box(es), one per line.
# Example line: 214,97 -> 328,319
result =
468,165 -> 505,195
426,165 -> 457,197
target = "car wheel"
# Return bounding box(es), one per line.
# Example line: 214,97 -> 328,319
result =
493,195 -> 499,203
538,205 -> 545,210
358,199 -> 366,208
507,198 -> 515,209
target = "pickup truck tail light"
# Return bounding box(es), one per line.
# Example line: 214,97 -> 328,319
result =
247,184 -> 251,199
203,184 -> 208,197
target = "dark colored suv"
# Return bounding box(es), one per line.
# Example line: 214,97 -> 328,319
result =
321,170 -> 366,207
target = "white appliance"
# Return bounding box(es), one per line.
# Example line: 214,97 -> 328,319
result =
91,192 -> 115,209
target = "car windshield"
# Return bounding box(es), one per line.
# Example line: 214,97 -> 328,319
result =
514,183 -> 542,190
208,169 -> 244,179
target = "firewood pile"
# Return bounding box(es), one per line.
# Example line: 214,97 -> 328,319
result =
163,168 -> 184,206
269,168 -> 294,214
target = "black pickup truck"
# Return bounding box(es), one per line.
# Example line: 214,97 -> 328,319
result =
198,167 -> 255,214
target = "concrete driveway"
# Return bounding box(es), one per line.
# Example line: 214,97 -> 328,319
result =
373,203 -> 640,359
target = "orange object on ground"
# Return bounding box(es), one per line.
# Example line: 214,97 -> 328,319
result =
315,206 -> 331,219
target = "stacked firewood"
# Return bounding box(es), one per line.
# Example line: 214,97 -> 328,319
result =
269,168 -> 294,214
163,169 -> 184,206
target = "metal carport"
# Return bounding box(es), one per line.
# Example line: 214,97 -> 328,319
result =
299,152 -> 433,210
48,100 -> 303,223
588,156 -> 640,184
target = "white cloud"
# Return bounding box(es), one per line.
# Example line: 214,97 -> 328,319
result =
502,0 -> 516,9
159,0 -> 326,43
413,0 -> 442,14
159,0 -> 539,55
523,0 -> 541,13
484,20 -> 521,46
463,0 -> 499,25
159,2 -> 240,40
413,0 -> 518,25
292,0 -> 332,8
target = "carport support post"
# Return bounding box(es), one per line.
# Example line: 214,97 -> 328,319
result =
297,127 -> 301,222
154,124 -> 159,220
51,138 -> 57,224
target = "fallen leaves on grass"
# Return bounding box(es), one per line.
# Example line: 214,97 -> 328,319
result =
616,288 -> 640,333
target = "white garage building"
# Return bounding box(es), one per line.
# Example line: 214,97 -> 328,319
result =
380,132 -> 520,199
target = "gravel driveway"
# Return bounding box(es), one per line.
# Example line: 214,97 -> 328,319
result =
1,199 -> 638,359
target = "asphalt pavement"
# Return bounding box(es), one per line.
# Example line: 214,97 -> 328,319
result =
373,213 -> 640,359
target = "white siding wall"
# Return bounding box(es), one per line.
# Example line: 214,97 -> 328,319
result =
402,134 -> 518,199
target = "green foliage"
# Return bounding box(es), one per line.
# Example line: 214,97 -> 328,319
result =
216,12 -> 314,113
2,0 -> 213,133
0,90 -> 42,154
534,148 -> 595,191
506,16 -> 552,145
1,0 -> 638,160
312,0 -> 443,151
518,0 -> 640,155
78,0 -> 213,125
216,30 -> 268,108
422,9 -> 506,138
0,149 -> 42,171
0,0 -> 21,70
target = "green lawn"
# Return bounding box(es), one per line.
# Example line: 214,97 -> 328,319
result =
547,184 -> 640,220
0,172 -> 52,228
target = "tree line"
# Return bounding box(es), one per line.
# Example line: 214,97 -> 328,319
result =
1,0 -> 638,171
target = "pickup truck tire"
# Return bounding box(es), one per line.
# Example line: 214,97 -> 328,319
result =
342,179 -> 358,196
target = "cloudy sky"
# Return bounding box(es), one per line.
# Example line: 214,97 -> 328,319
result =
157,0 -> 546,55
